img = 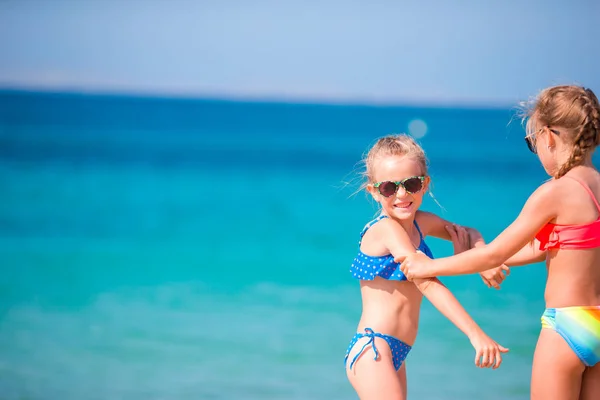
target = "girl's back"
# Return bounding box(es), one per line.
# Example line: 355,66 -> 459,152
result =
545,168 -> 600,307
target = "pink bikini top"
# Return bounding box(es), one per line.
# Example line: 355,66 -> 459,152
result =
535,176 -> 600,251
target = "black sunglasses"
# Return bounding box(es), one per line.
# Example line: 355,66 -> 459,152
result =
525,126 -> 560,154
373,176 -> 425,197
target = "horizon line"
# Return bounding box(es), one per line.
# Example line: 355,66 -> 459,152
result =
0,83 -> 518,111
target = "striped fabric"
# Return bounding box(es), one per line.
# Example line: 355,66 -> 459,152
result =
541,306 -> 600,366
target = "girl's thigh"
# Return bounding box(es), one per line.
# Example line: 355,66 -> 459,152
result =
531,328 -> 586,400
396,362 -> 407,400
346,336 -> 406,400
580,364 -> 600,400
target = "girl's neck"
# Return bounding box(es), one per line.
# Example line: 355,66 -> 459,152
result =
565,159 -> 596,174
580,158 -> 596,169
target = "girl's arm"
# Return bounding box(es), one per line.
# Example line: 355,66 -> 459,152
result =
504,241 -> 547,266
415,211 -> 485,247
399,182 -> 557,278
413,277 -> 508,368
377,219 -> 508,368
416,211 -> 509,288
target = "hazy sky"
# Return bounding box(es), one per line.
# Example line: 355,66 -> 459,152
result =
1,0 -> 599,106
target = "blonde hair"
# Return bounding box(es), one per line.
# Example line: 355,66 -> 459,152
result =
522,85 -> 600,178
360,134 -> 429,190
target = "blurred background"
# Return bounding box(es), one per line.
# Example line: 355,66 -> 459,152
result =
1,1 -> 599,399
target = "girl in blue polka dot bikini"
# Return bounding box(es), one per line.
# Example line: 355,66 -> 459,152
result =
344,134 -> 509,400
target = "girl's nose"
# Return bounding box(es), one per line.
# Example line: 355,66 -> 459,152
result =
395,185 -> 408,197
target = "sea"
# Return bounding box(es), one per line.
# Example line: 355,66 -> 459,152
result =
0,90 -> 573,399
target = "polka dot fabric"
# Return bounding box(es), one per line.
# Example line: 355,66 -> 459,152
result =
344,327 -> 412,371
350,215 -> 434,281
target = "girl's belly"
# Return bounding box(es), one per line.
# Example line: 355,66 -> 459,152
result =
357,278 -> 423,346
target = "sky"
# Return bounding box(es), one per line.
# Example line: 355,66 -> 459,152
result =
1,0 -> 599,106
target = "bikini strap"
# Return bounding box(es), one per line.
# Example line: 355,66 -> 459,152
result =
413,219 -> 424,240
358,214 -> 388,245
413,219 -> 425,250
563,175 -> 600,212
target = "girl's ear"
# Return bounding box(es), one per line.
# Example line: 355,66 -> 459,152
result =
423,176 -> 431,193
366,183 -> 380,201
545,126 -> 557,149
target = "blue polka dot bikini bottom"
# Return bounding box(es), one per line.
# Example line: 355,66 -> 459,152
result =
344,327 -> 412,371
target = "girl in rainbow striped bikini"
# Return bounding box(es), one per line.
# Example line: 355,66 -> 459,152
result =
400,85 -> 600,400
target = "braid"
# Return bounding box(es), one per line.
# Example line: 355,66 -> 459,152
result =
585,88 -> 600,146
555,89 -> 600,178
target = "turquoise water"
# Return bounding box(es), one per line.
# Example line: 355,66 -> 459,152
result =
0,91 -> 565,399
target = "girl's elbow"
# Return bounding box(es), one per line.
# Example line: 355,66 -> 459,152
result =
414,277 -> 443,293
484,247 -> 509,268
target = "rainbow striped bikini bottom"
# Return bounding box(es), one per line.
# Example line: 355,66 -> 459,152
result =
541,306 -> 600,367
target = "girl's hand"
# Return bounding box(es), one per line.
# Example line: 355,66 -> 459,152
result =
469,331 -> 509,369
446,224 -> 471,255
479,265 -> 511,289
397,251 -> 434,280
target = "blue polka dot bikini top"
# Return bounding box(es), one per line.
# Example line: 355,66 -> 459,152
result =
350,214 -> 434,281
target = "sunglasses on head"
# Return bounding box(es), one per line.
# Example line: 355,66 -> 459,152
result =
373,176 -> 425,197
525,126 -> 560,154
